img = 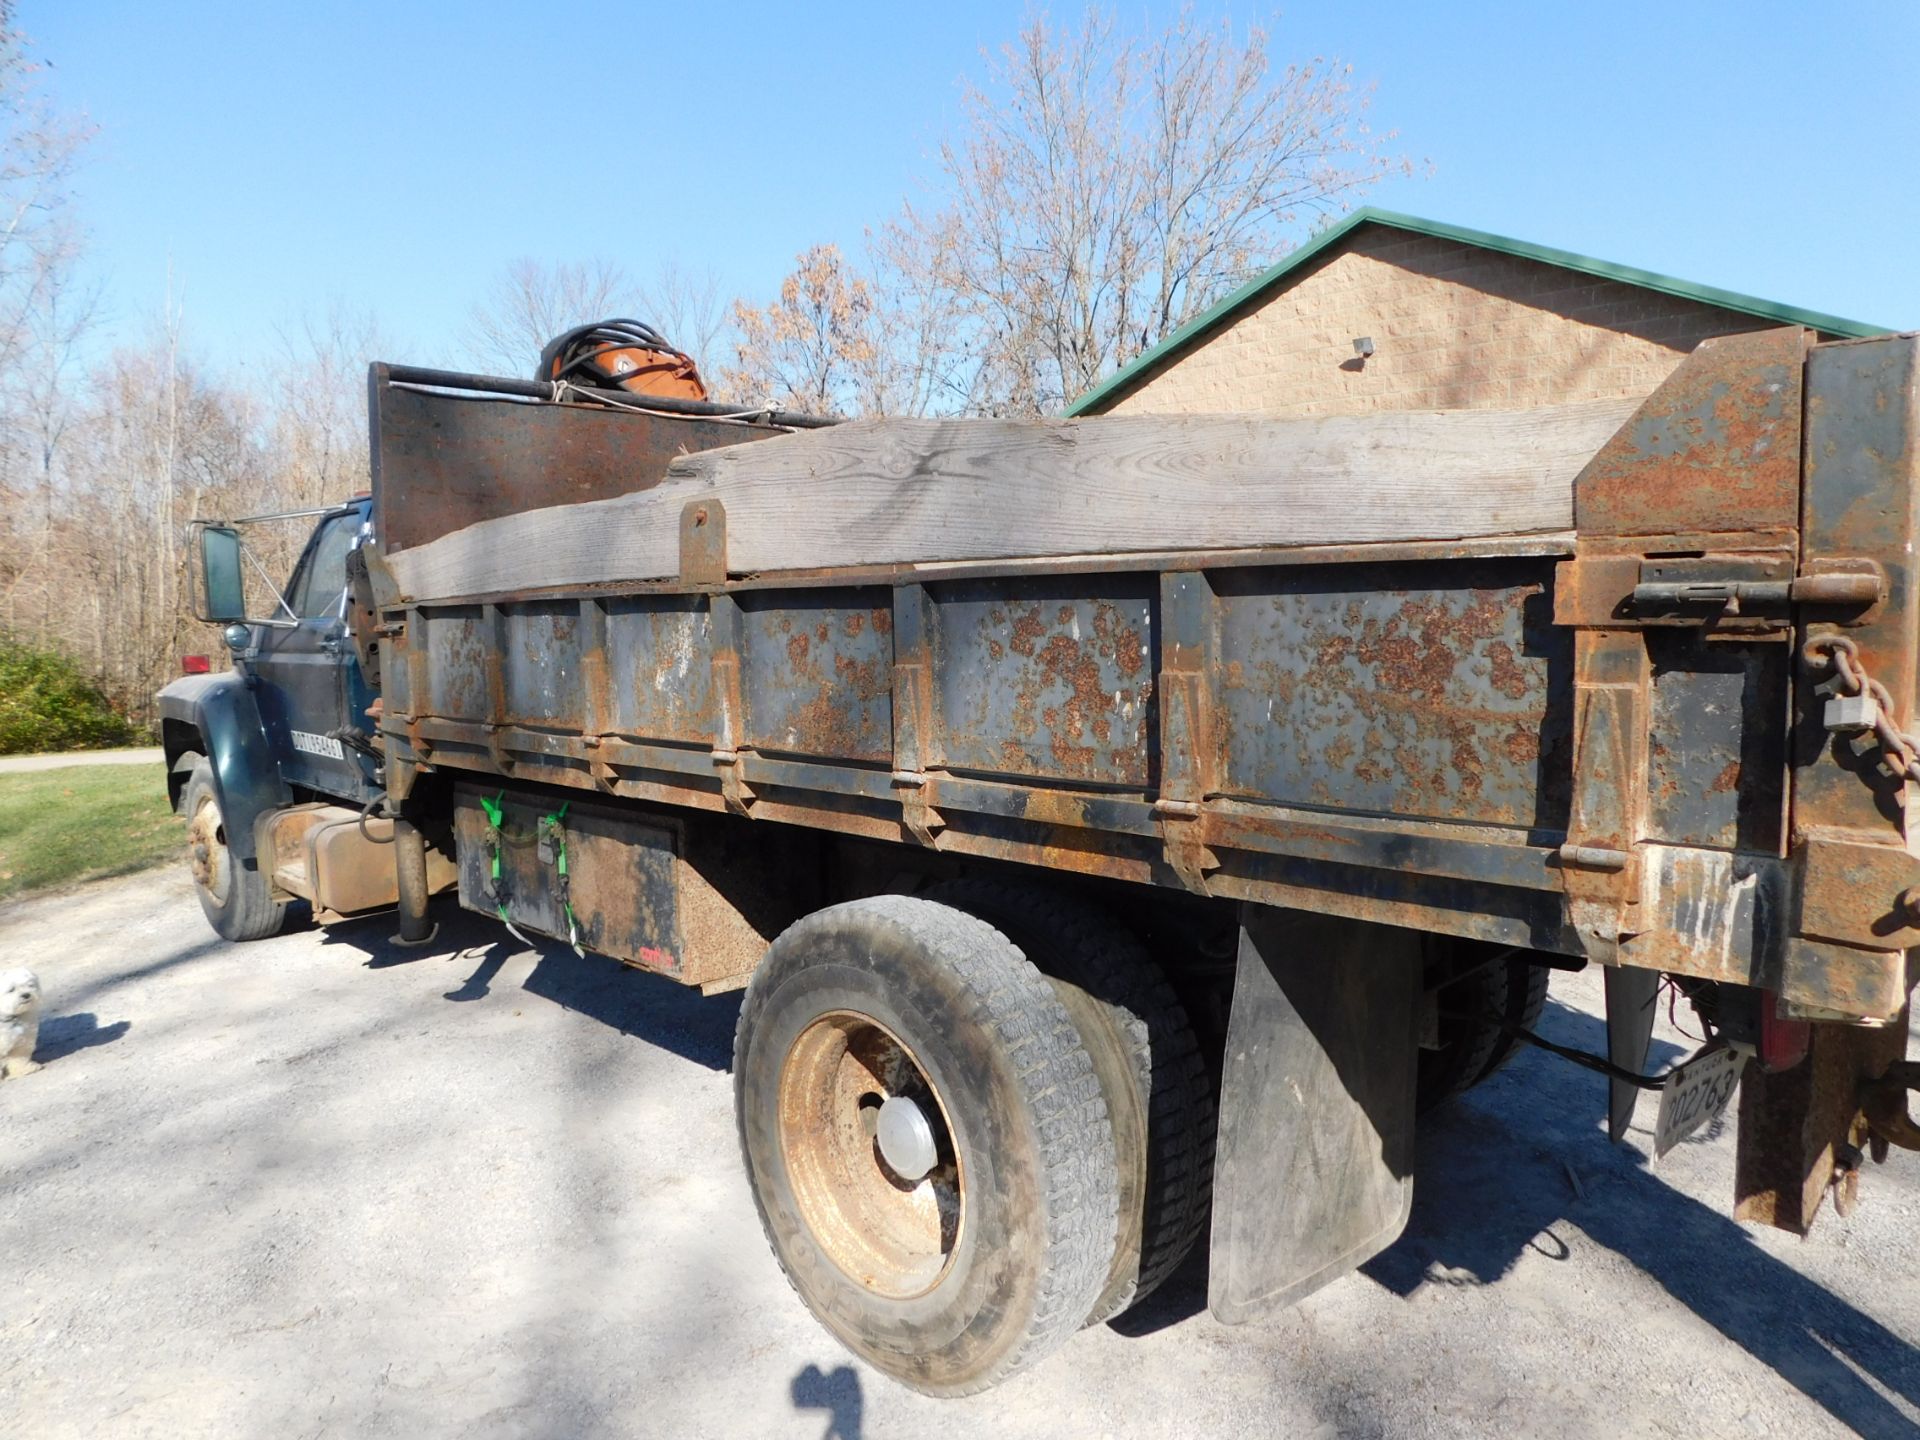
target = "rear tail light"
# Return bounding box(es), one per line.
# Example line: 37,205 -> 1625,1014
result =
181,654 -> 211,675
1758,994 -> 1811,1072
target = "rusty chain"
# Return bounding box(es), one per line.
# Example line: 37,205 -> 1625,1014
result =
1795,641 -> 1920,1167
1800,634 -> 1920,785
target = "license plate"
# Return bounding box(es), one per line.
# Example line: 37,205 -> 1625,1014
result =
1653,1045 -> 1747,1157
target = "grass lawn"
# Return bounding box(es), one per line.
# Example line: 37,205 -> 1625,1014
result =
0,766 -> 182,902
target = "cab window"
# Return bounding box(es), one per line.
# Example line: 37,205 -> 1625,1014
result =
287,513 -> 360,620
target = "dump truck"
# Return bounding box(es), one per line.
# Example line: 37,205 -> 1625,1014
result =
160,321 -> 1920,1395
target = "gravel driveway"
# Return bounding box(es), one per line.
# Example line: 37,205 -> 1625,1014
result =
3,866 -> 1917,1439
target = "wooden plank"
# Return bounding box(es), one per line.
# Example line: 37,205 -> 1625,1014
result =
384,401 -> 1638,601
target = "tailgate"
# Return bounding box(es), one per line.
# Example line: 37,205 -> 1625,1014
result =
1554,327 -> 1917,1227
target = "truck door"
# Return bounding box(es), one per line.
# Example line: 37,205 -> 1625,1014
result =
250,506 -> 378,803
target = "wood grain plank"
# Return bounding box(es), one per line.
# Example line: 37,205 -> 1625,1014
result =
384,401 -> 1637,601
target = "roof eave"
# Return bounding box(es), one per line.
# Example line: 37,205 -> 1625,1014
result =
1064,207 -> 1889,416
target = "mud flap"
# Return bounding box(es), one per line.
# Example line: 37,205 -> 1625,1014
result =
1604,966 -> 1660,1141
1208,906 -> 1421,1324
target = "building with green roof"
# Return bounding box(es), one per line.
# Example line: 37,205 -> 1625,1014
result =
1066,208 -> 1883,419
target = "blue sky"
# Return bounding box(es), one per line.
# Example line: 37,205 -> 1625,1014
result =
32,1 -> 1920,372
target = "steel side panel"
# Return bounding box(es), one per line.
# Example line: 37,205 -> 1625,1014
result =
370,381 -> 778,555
1213,560 -> 1569,829
499,601 -> 587,729
605,596 -> 716,742
1645,633 -> 1789,853
1209,906 -> 1420,1324
421,605 -> 489,719
738,588 -> 894,763
928,575 -> 1156,786
393,541 -> 1817,1006
1785,334 -> 1920,1019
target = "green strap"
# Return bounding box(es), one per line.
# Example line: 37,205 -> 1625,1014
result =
475,792 -> 573,953
538,802 -> 583,957
478,792 -> 524,938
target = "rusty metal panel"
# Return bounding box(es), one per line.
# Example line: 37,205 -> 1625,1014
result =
453,785 -> 811,986
1644,633 -> 1789,852
370,375 -> 780,554
1574,326 -> 1809,539
603,595 -> 716,743
1796,335 -> 1920,837
1783,335 -> 1920,1020
420,604 -> 491,719
1558,629 -> 1651,960
1796,836 -> 1920,951
929,576 -> 1155,787
499,600 -> 587,729
1213,559 -> 1568,828
738,588 -> 894,763
455,787 -> 682,969
1618,844 -> 1785,986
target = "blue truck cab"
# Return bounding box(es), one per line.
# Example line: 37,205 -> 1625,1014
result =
158,498 -> 389,938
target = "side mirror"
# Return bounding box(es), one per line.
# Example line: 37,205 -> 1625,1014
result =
196,525 -> 247,622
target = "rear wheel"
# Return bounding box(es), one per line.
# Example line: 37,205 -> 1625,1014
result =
734,895 -> 1118,1396
182,759 -> 288,942
924,877 -> 1213,1324
1418,945 -> 1549,1113
1472,958 -> 1550,1084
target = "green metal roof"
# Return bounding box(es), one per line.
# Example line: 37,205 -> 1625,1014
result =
1064,207 -> 1889,416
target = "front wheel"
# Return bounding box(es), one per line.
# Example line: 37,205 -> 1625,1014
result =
182,758 -> 288,942
733,896 -> 1119,1396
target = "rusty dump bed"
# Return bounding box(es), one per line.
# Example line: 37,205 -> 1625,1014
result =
366,333 -> 1920,1052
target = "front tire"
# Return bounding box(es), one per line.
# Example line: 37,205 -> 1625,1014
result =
182,759 -> 288,942
733,896 -> 1118,1396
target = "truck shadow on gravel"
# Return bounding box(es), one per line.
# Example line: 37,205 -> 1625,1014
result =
1373,999 -> 1918,1438
1118,997 -> 1919,1437
321,900 -> 741,1072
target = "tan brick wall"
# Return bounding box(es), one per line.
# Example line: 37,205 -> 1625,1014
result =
1095,228 -> 1765,417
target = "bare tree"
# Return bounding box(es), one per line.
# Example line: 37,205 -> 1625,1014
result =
638,259 -> 730,380
868,5 -> 1411,415
0,3 -> 97,645
462,257 -> 634,374
13,307 -> 270,723
723,244 -> 879,416
0,2 -> 92,380
465,255 -> 733,381
267,303 -> 385,508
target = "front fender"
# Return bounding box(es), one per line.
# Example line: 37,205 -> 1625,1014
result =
157,672 -> 291,866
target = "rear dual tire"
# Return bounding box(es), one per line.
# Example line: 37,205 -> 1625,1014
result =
923,877 -> 1213,1324
1417,945 -> 1550,1113
735,896 -> 1117,1395
734,889 -> 1212,1394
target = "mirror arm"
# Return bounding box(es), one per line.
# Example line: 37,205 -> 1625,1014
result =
241,543 -> 300,624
